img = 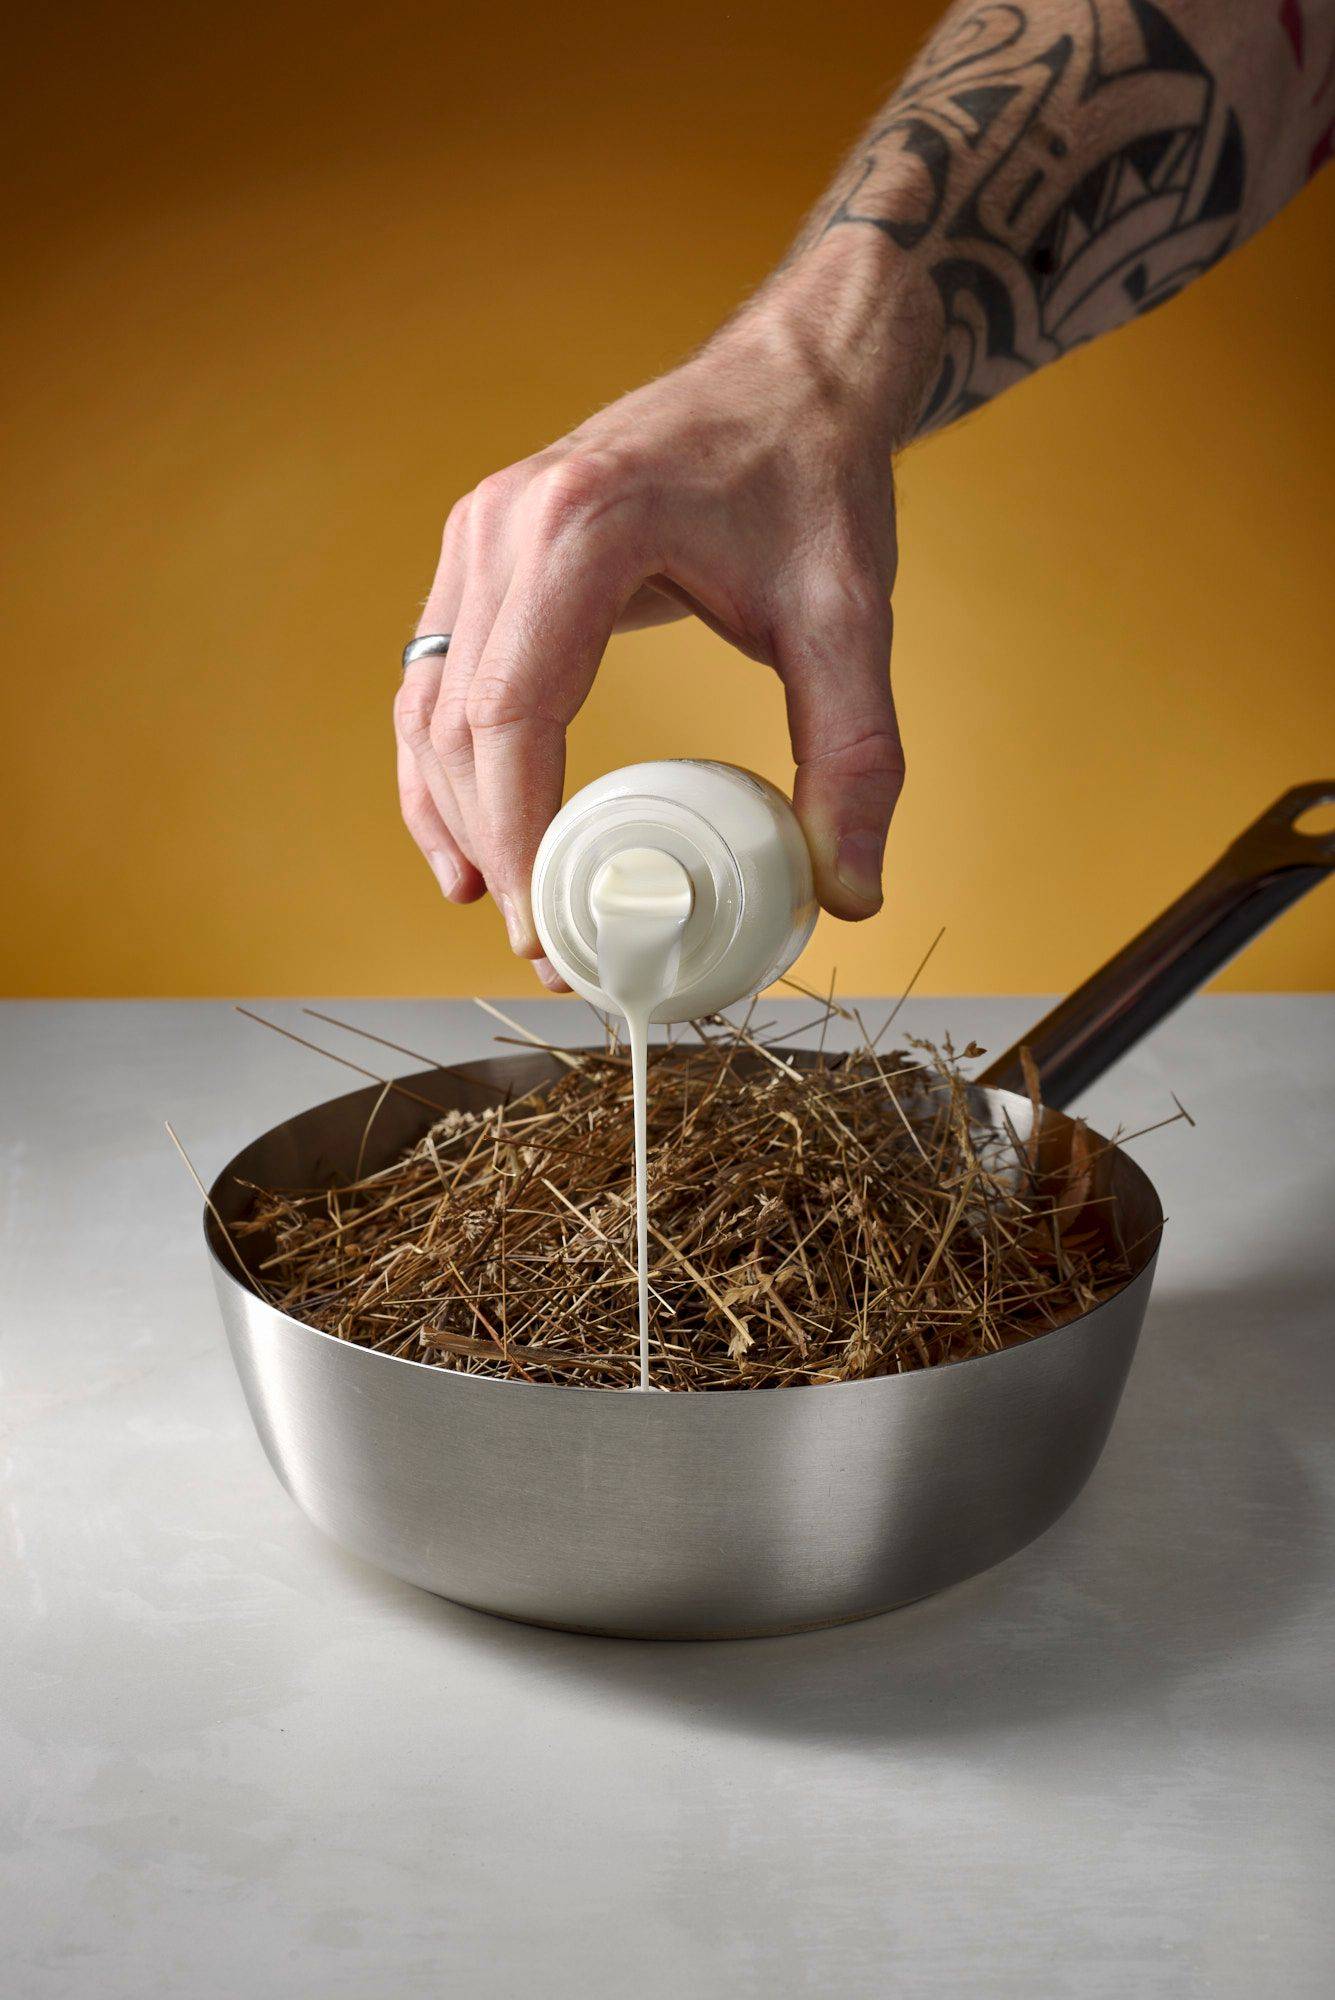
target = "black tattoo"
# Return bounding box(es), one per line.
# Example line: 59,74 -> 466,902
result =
827,1 -> 1247,427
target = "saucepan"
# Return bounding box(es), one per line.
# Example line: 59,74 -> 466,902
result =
205,783 -> 1333,1638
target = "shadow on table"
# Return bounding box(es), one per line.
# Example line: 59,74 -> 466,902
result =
324,1273 -> 1330,1749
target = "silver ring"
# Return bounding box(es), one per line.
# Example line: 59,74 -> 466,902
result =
402,632 -> 451,672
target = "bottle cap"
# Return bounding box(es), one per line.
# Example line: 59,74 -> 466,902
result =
532,761 -> 817,1022
534,788 -> 741,1014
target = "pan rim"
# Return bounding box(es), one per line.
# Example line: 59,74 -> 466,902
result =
205,1048 -> 1165,1400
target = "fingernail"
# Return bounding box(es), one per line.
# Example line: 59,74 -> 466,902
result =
498,892 -> 535,955
835,833 -> 885,909
429,850 -> 462,899
534,957 -> 570,993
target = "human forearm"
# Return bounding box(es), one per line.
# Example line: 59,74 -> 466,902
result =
754,0 -> 1332,439
397,1 -> 1331,971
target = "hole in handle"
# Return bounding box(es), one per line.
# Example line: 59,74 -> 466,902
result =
1293,800 -> 1335,838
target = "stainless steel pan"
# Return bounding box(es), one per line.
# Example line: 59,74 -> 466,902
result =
206,784 -> 1334,1638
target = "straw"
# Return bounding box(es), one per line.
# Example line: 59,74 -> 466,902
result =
225,999 -> 1180,1391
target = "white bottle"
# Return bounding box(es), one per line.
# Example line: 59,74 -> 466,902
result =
531,759 -> 817,1022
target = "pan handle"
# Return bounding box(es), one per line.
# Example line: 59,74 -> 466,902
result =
980,780 -> 1335,1110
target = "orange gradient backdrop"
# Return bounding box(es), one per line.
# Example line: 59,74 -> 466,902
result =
3,0 -> 1332,997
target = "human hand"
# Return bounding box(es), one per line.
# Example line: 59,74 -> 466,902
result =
395,237 -> 933,981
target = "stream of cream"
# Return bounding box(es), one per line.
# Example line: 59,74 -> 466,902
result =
589,847 -> 694,1391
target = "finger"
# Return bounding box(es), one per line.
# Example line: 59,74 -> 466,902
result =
426,472 -> 527,890
394,660 -> 486,897
466,489 -> 646,952
397,496 -> 482,875
778,578 -> 903,920
396,740 -> 484,901
533,957 -> 573,993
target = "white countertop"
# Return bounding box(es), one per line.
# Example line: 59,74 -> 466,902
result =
4,995 -> 1333,1999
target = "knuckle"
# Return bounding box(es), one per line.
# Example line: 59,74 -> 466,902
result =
807,568 -> 889,640
429,698 -> 471,767
842,725 -> 906,786
439,492 -> 472,555
464,671 -> 530,734
851,578 -> 892,636
529,448 -> 633,533
471,465 -> 526,523
803,723 -> 904,785
393,682 -> 433,749
464,466 -> 534,562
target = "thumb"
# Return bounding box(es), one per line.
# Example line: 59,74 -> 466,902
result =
779,587 -> 903,920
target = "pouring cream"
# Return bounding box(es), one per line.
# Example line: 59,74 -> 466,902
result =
589,847 -> 694,1390
530,760 -> 819,1390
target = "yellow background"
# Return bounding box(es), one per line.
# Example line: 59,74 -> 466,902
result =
4,0 -> 1333,998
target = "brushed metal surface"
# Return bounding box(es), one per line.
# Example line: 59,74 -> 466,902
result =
208,1053 -> 1161,1639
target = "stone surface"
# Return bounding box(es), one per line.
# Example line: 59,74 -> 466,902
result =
4,996 -> 1333,1998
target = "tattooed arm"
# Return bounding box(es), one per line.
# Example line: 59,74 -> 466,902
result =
786,0 -> 1332,434
398,2 -> 1332,977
